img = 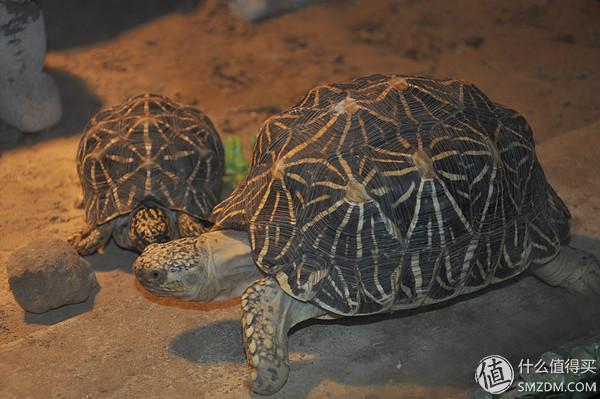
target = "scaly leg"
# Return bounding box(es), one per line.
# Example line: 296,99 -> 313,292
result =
241,277 -> 326,395
68,223 -> 113,256
532,245 -> 600,299
177,212 -> 211,237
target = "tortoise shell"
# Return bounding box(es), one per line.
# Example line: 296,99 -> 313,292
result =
211,75 -> 570,316
77,93 -> 224,227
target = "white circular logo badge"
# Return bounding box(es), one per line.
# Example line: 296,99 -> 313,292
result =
475,355 -> 514,394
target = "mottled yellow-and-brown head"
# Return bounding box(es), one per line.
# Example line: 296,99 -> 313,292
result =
133,230 -> 260,302
128,206 -> 172,252
133,237 -> 210,300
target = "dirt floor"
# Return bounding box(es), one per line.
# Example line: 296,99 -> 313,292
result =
1,0 -> 600,398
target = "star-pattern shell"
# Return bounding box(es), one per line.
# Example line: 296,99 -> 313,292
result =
211,75 -> 570,316
77,93 -> 224,226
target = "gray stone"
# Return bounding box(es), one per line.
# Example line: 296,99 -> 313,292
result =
0,0 -> 62,132
228,0 -> 320,22
7,237 -> 98,313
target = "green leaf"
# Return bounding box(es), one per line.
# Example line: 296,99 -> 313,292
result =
223,136 -> 250,196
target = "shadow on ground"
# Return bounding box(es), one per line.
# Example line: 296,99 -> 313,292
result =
171,319 -> 245,364
84,241 -> 139,274
0,68 -> 101,152
39,0 -> 204,50
23,284 -> 101,325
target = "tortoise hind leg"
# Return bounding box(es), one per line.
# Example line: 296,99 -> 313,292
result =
68,223 -> 113,256
241,277 -> 326,395
177,212 -> 211,237
532,246 -> 600,299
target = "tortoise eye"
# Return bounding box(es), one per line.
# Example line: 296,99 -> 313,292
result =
149,270 -> 161,281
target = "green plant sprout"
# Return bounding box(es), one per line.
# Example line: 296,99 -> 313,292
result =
222,135 -> 250,196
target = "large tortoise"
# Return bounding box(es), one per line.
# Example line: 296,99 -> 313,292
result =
70,93 -> 224,255
133,75 -> 600,395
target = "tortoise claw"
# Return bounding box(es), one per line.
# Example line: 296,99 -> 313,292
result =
563,251 -> 600,299
177,212 -> 211,238
68,225 -> 112,256
533,246 -> 600,299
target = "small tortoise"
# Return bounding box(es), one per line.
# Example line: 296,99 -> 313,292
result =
70,93 -> 224,255
133,75 -> 600,395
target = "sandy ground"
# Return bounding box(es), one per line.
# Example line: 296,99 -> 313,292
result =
1,0 -> 600,398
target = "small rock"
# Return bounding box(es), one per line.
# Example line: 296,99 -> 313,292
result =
464,35 -> 485,49
228,0 -> 318,22
332,54 -> 345,65
554,33 -> 576,44
7,237 -> 98,313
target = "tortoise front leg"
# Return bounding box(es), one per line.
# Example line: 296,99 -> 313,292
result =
241,277 -> 326,395
68,223 -> 113,256
177,212 -> 211,238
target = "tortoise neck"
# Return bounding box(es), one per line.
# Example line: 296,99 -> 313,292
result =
203,229 -> 262,301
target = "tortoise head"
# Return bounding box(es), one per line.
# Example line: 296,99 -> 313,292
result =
133,237 -> 211,301
128,206 -> 172,252
133,230 -> 260,302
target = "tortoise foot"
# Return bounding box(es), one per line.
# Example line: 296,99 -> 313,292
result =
240,277 -> 326,395
68,225 -> 112,256
177,212 -> 211,238
241,278 -> 289,395
533,246 -> 600,299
